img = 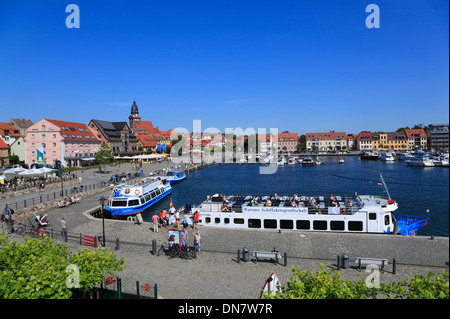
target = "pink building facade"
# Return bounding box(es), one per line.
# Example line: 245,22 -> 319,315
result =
25,119 -> 101,167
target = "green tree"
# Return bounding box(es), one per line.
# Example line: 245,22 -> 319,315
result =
0,234 -> 126,299
94,142 -> 115,172
298,135 -> 306,150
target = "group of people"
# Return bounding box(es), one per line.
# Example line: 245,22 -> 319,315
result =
38,181 -> 46,192
152,206 -> 200,232
58,195 -> 80,207
151,205 -> 202,252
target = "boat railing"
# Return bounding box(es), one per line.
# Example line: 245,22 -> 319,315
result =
193,193 -> 363,214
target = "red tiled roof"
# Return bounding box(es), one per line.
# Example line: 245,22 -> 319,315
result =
404,129 -> 426,138
0,122 -> 22,138
0,138 -> 8,149
136,134 -> 159,148
276,132 -> 299,140
136,121 -> 159,135
45,119 -> 101,143
306,132 -> 346,141
357,132 -> 372,140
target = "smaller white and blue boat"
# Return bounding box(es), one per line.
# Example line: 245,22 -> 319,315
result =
166,170 -> 187,184
104,179 -> 172,218
405,153 -> 434,167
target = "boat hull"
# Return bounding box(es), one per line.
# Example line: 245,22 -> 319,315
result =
360,155 -> 379,160
168,174 -> 187,184
405,161 -> 434,167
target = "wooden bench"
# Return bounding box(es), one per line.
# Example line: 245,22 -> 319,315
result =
355,257 -> 389,273
253,251 -> 282,264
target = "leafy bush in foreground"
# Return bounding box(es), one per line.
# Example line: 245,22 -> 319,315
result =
263,264 -> 449,299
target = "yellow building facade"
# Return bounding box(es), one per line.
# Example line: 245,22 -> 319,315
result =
371,132 -> 408,150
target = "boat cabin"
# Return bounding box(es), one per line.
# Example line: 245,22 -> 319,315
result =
192,193 -> 397,234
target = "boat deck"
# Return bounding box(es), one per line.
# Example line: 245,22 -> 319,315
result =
200,194 -> 364,214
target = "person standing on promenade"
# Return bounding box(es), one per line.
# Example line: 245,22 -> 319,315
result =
180,228 -> 188,247
152,213 -> 159,233
194,231 -> 201,252
61,217 -> 67,242
193,211 -> 200,230
182,215 -> 188,229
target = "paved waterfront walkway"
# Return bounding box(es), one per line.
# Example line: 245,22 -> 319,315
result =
2,162 -> 449,299
6,191 -> 449,299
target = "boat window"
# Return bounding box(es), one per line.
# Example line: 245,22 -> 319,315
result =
296,220 -> 310,230
248,219 -> 261,228
215,218 -> 220,224
205,217 -> 211,223
384,215 -> 390,225
150,191 -> 157,198
128,199 -> 140,206
369,213 -> 377,220
264,219 -> 277,229
234,218 -> 245,224
139,196 -> 145,204
313,220 -> 327,230
145,195 -> 151,202
348,221 -> 363,231
224,218 -> 230,224
111,200 -> 127,207
330,221 -> 345,231
280,220 -> 293,229
155,188 -> 161,196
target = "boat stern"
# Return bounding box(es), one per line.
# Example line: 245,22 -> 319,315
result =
392,214 -> 429,236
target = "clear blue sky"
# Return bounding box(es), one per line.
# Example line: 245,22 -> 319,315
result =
0,0 -> 448,135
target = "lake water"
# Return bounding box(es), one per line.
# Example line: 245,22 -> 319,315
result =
142,156 -> 449,237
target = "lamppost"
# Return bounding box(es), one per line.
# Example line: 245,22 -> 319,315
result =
99,196 -> 106,247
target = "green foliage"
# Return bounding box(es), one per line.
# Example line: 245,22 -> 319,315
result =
94,142 -> 115,167
0,234 -> 126,299
70,247 -> 126,292
264,264 -> 449,299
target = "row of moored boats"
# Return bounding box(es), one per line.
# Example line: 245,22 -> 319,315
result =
360,150 -> 449,167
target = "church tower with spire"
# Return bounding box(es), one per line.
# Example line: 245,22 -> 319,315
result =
129,100 -> 141,130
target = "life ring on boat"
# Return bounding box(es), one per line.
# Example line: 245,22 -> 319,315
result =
135,189 -> 140,195
124,188 -> 130,194
222,203 -> 230,212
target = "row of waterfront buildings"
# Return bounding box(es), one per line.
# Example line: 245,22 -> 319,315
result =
0,101 -> 173,168
257,126 -> 448,153
0,101 -> 449,167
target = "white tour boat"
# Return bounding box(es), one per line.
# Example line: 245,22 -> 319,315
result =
187,193 -> 398,234
379,152 -> 395,161
397,151 -> 414,161
182,172 -> 429,236
104,178 -> 172,218
405,154 -> 434,167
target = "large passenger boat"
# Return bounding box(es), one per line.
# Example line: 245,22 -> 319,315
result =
185,193 -> 428,235
104,178 -> 172,218
185,171 -> 429,236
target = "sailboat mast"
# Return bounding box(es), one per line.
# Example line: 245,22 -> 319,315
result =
378,170 -> 391,200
